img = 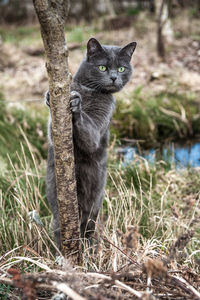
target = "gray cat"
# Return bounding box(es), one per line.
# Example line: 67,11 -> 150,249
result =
46,38 -> 136,248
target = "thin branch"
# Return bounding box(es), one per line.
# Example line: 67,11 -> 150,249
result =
52,281 -> 86,300
171,275 -> 200,299
86,272 -> 143,299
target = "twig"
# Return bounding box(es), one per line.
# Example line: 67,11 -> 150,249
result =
171,275 -> 200,299
147,275 -> 152,293
0,276 -> 85,299
87,272 -> 143,299
84,284 -> 99,290
0,277 -> 14,286
126,280 -> 192,298
0,246 -> 23,265
1,256 -> 51,272
95,235 -> 140,267
0,277 -> 56,292
116,262 -> 132,273
51,281 -> 86,300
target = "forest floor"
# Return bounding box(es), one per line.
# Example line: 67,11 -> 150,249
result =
0,10 -> 200,300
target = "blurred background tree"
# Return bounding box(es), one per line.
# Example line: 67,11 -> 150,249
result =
0,0 -> 199,24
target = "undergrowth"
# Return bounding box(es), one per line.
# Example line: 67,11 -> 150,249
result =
112,87 -> 200,148
0,98 -> 47,167
0,100 -> 199,260
0,129 -> 200,272
0,100 -> 200,299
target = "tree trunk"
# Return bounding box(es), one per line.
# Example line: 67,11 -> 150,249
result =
104,0 -> 116,16
157,0 -> 174,59
149,0 -> 156,13
82,0 -> 96,23
167,0 -> 173,17
33,0 -> 81,264
157,0 -> 166,59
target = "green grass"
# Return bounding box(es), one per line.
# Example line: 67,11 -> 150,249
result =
0,96 -> 51,259
0,25 -> 41,45
126,7 -> 141,16
67,27 -> 85,43
104,154 -> 200,265
112,87 -> 200,148
66,25 -> 99,49
0,284 -> 11,299
0,99 -> 52,258
0,148 -> 51,255
0,98 -> 48,168
0,24 -> 98,47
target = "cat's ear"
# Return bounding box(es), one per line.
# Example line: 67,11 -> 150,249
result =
87,38 -> 104,57
120,42 -> 137,59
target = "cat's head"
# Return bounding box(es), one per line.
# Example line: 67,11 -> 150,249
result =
80,38 -> 137,93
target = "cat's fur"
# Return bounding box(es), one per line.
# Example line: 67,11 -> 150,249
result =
46,38 -> 136,248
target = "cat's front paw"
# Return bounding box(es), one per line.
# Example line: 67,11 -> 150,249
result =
45,91 -> 50,107
70,91 -> 82,113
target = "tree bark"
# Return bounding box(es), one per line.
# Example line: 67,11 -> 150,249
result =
33,0 -> 81,264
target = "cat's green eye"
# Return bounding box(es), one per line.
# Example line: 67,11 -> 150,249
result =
98,65 -> 107,72
118,66 -> 125,73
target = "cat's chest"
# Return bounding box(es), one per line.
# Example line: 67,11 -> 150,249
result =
82,93 -> 112,112
71,81 -> 115,116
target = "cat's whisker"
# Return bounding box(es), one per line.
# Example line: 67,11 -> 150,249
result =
76,79 -> 103,93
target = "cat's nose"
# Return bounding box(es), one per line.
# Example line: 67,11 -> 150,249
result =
110,75 -> 117,82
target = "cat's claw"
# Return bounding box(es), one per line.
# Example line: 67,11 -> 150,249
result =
45,90 -> 81,113
70,91 -> 82,113
45,91 -> 50,107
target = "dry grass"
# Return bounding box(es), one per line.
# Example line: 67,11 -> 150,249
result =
0,137 -> 200,299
